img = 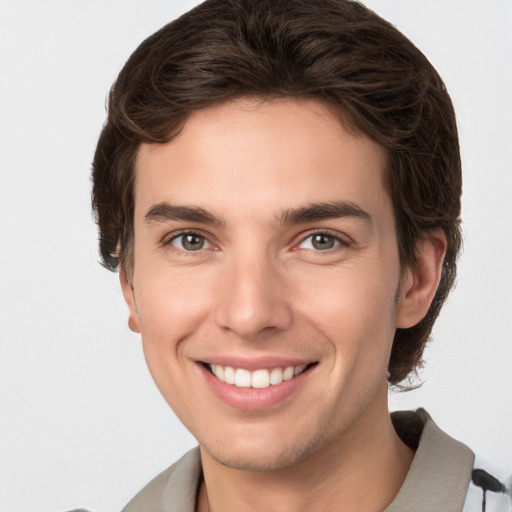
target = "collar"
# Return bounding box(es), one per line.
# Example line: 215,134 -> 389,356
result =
385,408 -> 475,511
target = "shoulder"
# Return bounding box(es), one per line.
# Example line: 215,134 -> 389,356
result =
388,409 -> 511,512
121,447 -> 202,512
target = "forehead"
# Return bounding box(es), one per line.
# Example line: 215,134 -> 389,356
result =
134,98 -> 390,222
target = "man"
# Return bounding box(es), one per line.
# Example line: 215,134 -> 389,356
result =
91,0 -> 510,510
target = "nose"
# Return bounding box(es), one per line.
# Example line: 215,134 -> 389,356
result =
213,253 -> 293,340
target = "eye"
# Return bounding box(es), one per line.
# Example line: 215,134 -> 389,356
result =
298,233 -> 342,251
169,233 -> 210,251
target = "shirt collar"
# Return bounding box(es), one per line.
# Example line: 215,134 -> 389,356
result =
385,408 -> 475,512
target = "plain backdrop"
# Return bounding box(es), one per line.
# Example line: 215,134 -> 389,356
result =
1,1 -> 511,511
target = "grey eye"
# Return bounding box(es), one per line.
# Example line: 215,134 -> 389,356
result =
171,233 -> 208,251
299,234 -> 340,251
312,234 -> 336,250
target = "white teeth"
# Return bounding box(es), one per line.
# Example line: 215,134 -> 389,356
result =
283,366 -> 294,381
213,364 -> 224,380
269,367 -> 283,385
234,368 -> 252,387
208,363 -> 309,388
251,369 -> 270,388
294,364 -> 306,376
224,366 -> 235,384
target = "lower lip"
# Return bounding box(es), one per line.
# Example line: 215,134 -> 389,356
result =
198,363 -> 314,411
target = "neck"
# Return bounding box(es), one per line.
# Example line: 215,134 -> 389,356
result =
197,385 -> 414,512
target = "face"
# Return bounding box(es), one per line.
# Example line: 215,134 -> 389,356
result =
123,98 -> 411,471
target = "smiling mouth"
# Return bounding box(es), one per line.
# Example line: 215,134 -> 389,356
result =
203,363 -> 316,389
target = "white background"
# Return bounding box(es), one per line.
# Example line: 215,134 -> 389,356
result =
0,1 -> 511,511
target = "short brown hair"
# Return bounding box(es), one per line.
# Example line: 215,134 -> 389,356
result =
92,0 -> 462,386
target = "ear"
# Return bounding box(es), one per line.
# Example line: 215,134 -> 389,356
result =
119,267 -> 141,333
396,229 -> 447,329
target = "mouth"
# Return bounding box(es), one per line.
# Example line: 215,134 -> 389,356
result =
202,362 -> 316,389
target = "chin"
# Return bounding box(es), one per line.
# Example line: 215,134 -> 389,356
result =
199,429 -> 328,472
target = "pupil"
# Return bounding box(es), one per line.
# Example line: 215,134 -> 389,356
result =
183,234 -> 203,251
312,234 -> 334,250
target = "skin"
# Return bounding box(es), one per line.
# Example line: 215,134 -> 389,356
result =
121,98 -> 446,512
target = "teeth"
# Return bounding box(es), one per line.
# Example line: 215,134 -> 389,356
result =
294,364 -> 306,376
224,366 -> 235,385
283,366 -> 294,381
234,369 -> 251,387
208,363 -> 309,388
270,367 -> 283,385
213,364 -> 224,380
251,369 -> 270,388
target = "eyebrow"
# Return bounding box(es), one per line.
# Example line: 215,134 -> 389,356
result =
277,201 -> 373,226
145,202 -> 226,227
144,200 -> 372,228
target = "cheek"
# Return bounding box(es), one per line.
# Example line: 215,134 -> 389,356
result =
296,267 -> 398,363
135,262 -> 212,326
133,270 -> 212,412
133,268 -> 215,380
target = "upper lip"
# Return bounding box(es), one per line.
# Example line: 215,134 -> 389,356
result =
198,355 -> 317,371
